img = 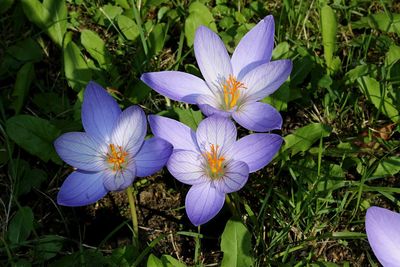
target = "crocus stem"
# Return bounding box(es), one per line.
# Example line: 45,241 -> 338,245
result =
126,185 -> 139,247
225,194 -> 239,217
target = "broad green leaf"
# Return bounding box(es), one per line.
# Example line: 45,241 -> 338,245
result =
173,107 -> 203,130
8,207 -> 34,244
10,62 -> 35,114
357,76 -> 399,123
4,38 -> 43,63
11,159 -> 47,197
36,235 -> 64,260
148,23 -> 167,56
126,80 -> 151,104
262,82 -> 290,111
385,45 -> 400,82
320,5 -> 337,73
147,254 -> 163,267
6,115 -> 61,163
63,41 -> 92,91
352,13 -> 400,35
160,255 -> 186,267
21,0 -> 67,47
373,157 -> 400,177
272,42 -> 290,60
81,29 -> 112,69
117,15 -> 140,41
221,219 -> 254,267
283,123 -> 332,155
184,2 -> 217,47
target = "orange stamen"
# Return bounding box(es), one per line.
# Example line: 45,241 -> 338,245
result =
203,144 -> 225,178
107,144 -> 128,171
222,75 -> 246,110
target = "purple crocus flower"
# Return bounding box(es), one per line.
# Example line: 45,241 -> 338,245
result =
149,115 -> 282,225
366,206 -> 400,266
54,81 -> 172,206
141,16 -> 292,132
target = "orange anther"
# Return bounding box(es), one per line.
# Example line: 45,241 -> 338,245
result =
222,75 -> 246,110
107,144 -> 128,171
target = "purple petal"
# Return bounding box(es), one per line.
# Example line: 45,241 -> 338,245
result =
366,206 -> 400,266
167,150 -> 208,185
214,160 -> 249,193
103,161 -> 136,191
197,94 -> 231,117
140,71 -> 212,104
231,15 -> 275,78
57,170 -> 108,206
227,133 -> 282,173
185,182 -> 225,226
194,26 -> 232,91
148,115 -> 199,152
54,132 -> 106,171
111,106 -> 146,156
82,81 -> 121,142
135,137 -> 173,177
196,116 -> 237,154
242,60 -> 292,101
233,101 -> 282,132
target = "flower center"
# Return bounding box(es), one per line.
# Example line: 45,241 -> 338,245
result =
106,144 -> 128,171
222,75 -> 246,110
203,144 -> 225,179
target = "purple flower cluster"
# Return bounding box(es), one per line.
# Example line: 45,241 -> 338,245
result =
55,16 -> 292,225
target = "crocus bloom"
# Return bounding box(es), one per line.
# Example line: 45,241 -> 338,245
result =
54,81 -> 172,206
141,15 -> 292,132
149,115 -> 282,225
366,206 -> 400,266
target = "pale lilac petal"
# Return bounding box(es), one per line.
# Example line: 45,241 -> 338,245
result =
103,161 -> 136,191
135,137 -> 173,177
366,206 -> 400,266
82,81 -> 121,142
167,150 -> 208,185
242,60 -> 292,101
196,116 -> 236,154
194,26 -> 232,91
197,94 -> 231,117
233,101 -> 282,132
54,132 -> 106,171
140,71 -> 212,104
227,134 -> 282,173
185,182 -> 225,226
148,115 -> 199,152
111,106 -> 146,156
214,160 -> 249,193
57,170 -> 108,206
232,15 -> 275,78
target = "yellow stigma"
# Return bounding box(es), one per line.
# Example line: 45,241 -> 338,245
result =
204,144 -> 225,178
222,75 -> 246,110
106,144 -> 128,171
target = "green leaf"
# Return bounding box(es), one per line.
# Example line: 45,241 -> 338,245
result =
320,5 -> 337,73
221,219 -> 254,267
272,42 -> 290,60
21,0 -> 67,47
357,76 -> 399,123
81,29 -> 112,70
184,2 -> 217,47
117,15 -> 140,41
373,157 -> 400,177
8,207 -> 34,244
10,62 -> 35,114
283,123 -> 332,155
126,80 -> 151,104
148,23 -> 167,56
160,255 -> 186,267
12,159 -> 47,197
63,41 -> 92,91
6,115 -> 61,163
173,107 -> 203,130
147,254 -> 163,267
35,235 -> 64,260
352,13 -> 400,35
262,82 -> 290,111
